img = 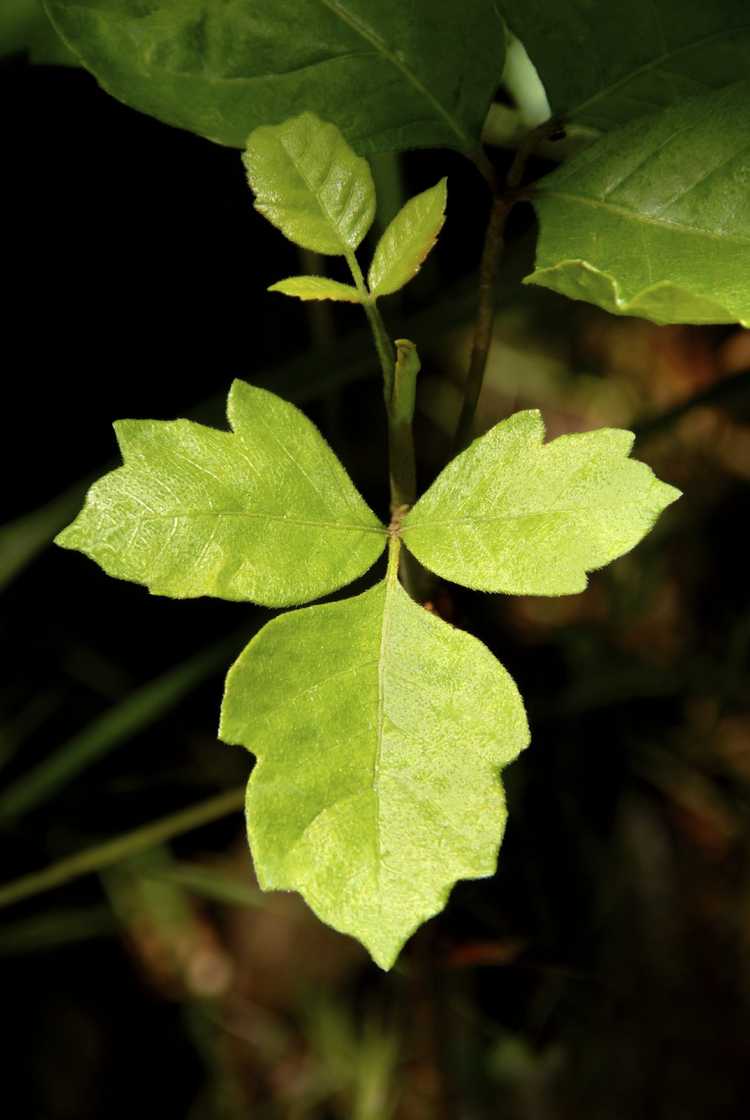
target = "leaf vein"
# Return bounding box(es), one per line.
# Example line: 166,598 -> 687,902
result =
316,0 -> 472,149
571,25 -> 750,120
537,190 -> 750,245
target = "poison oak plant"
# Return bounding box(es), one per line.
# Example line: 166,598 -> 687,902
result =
39,0 -> 748,968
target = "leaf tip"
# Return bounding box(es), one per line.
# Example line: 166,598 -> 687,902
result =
656,479 -> 683,513
227,375 -> 253,408
368,944 -> 402,972
111,418 -> 142,459
53,524 -> 76,550
514,407 -> 546,443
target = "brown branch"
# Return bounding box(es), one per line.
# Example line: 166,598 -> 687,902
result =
453,119 -> 567,456
451,194 -> 511,454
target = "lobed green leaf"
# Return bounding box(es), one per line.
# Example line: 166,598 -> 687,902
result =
45,0 -> 505,152
498,0 -> 750,131
368,178 -> 448,298
244,113 -> 375,256
268,276 -> 362,303
56,381 -> 387,606
401,410 -> 681,596
527,82 -> 750,326
220,551 -> 529,969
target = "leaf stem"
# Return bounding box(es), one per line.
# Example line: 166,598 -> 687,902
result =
345,251 -> 418,512
346,250 -> 396,400
0,787 -> 245,910
345,253 -> 422,599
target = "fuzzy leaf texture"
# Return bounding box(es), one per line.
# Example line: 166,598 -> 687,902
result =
244,113 -> 375,256
220,552 -> 529,969
268,276 -> 362,303
368,178 -> 448,298
498,0 -> 750,131
527,82 -> 750,326
56,381 -> 386,606
401,411 -> 680,596
44,0 -> 505,152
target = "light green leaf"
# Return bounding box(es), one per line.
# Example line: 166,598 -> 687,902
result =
44,0 -> 505,152
498,0 -> 750,130
56,380 -> 387,606
527,82 -> 750,326
269,276 -> 362,303
368,178 -> 448,298
401,410 -> 680,596
220,546 -> 529,969
244,113 -> 375,256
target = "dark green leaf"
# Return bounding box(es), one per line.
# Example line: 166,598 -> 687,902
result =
45,0 -> 506,151
499,0 -> 750,130
1,0 -> 78,64
528,82 -> 750,326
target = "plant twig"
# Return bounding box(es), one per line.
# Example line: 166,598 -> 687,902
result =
452,193 -> 511,454
0,787 -> 245,910
453,120 -> 566,455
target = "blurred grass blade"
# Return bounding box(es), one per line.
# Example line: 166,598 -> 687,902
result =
146,862 -> 267,909
0,905 -> 114,956
0,786 -> 245,910
0,634 -> 244,824
0,480 -> 88,590
0,688 -> 65,775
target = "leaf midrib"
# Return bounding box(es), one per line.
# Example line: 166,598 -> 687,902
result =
276,127 -> 354,253
404,503 -> 669,530
137,511 -> 386,533
374,561 -> 398,901
316,0 -> 474,150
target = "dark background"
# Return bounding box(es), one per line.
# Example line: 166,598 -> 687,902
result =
2,56 -> 750,1120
